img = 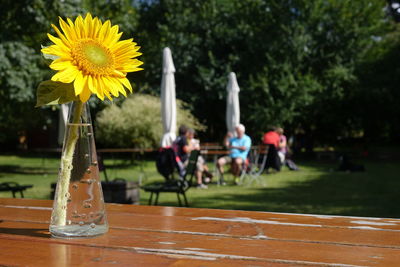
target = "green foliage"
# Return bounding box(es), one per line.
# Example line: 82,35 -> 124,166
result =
95,94 -> 205,148
0,0 -> 141,147
0,41 -> 47,144
0,0 -> 84,145
353,24 -> 400,141
137,0 -> 389,143
0,0 -> 398,149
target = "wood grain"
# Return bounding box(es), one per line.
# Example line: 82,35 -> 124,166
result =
0,198 -> 399,266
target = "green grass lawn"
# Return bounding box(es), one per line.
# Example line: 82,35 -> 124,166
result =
1,153 -> 399,218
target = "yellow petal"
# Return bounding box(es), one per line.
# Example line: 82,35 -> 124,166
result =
113,69 -> 125,78
98,77 -> 113,99
92,17 -> 101,38
119,59 -> 144,72
103,25 -> 120,46
108,32 -> 123,47
74,15 -> 85,38
87,75 -> 98,94
103,89 -> 112,101
103,77 -> 119,97
119,77 -> 133,92
79,87 -> 91,102
114,49 -> 142,60
73,72 -> 85,95
110,39 -> 134,52
115,52 -> 142,62
99,20 -> 111,42
42,45 -> 70,58
66,18 -> 78,40
98,77 -> 112,101
51,67 -> 78,83
58,17 -> 75,42
47,34 -> 70,52
93,76 -> 104,100
112,77 -> 127,97
51,24 -> 70,48
49,59 -> 73,71
84,13 -> 93,38
108,77 -> 125,96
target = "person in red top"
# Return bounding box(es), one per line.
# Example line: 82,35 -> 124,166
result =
263,128 -> 280,148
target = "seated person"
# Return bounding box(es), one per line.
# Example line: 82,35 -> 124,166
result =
276,127 -> 299,171
187,128 -> 212,189
263,127 -> 282,172
173,126 -> 209,189
217,124 -> 252,183
172,125 -> 192,176
276,127 -> 287,164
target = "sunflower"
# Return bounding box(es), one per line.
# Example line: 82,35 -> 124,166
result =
42,13 -> 143,102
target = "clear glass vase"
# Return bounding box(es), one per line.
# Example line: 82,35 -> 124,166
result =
50,101 -> 108,238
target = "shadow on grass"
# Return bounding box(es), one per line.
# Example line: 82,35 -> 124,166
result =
193,161 -> 400,218
0,165 -> 57,175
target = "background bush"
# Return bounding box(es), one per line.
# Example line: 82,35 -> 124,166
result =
95,94 -> 205,148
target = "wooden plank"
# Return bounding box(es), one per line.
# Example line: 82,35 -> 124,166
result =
1,199 -> 400,249
2,208 -> 397,251
2,198 -> 400,235
0,221 -> 399,266
0,238 -> 296,267
2,198 -> 400,231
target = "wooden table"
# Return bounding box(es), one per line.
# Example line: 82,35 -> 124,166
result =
0,198 -> 399,266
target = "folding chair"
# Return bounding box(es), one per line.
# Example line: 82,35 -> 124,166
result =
142,149 -> 200,207
238,144 -> 269,186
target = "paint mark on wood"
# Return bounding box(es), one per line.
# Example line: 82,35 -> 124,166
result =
350,220 -> 396,226
158,242 -> 176,245
192,217 -> 323,228
192,217 -> 400,232
184,247 -> 209,251
348,226 -> 383,231
1,205 -> 52,210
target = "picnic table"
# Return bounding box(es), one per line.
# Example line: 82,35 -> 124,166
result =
0,198 -> 399,266
0,182 -> 33,198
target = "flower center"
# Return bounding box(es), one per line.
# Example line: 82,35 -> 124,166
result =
71,39 -> 115,76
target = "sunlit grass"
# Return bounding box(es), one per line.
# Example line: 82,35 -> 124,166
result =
1,154 -> 399,218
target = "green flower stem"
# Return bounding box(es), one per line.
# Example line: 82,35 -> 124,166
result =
53,100 -> 84,226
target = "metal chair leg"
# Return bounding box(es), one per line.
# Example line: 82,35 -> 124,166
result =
182,192 -> 189,207
176,193 -> 182,206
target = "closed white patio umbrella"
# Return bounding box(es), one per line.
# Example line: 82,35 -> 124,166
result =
160,47 -> 177,147
226,72 -> 240,135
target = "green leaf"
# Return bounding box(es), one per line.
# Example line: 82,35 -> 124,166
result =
36,80 -> 79,107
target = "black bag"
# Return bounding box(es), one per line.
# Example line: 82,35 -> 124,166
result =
156,147 -> 177,180
102,178 -> 140,204
286,159 -> 299,171
265,144 -> 282,171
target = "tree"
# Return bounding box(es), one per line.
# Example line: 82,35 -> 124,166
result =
0,0 -> 84,147
0,0 -> 141,148
353,24 -> 400,142
137,0 -> 389,147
